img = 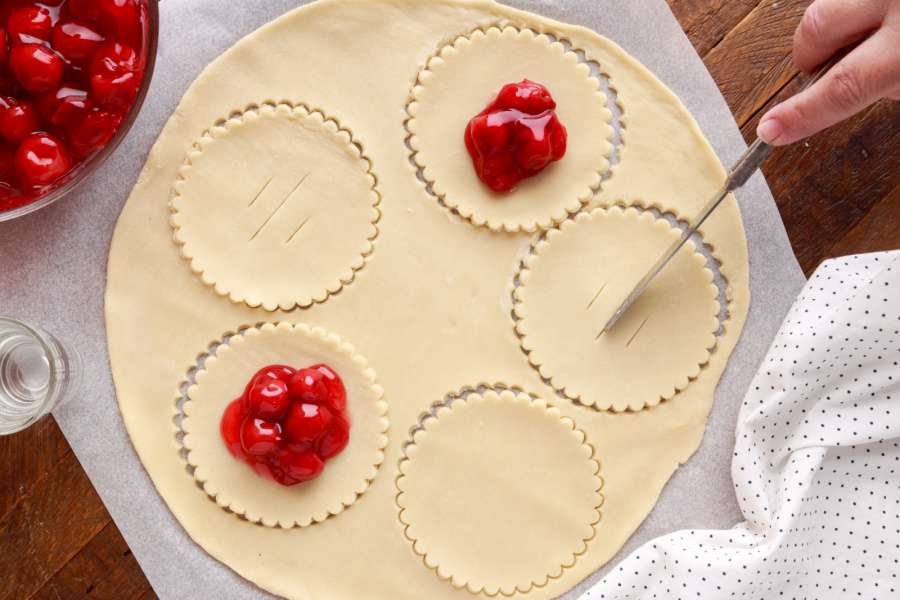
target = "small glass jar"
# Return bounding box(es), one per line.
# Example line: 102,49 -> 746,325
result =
0,316 -> 82,435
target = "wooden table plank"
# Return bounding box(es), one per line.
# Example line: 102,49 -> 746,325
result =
30,522 -> 151,600
0,418 -> 70,523
741,89 -> 900,273
827,182 -> 900,260
668,0 -> 762,56
0,451 -> 111,600
2,2 -> 896,599
703,0 -> 809,123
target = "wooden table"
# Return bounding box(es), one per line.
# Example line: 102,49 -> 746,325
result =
2,1 -> 898,598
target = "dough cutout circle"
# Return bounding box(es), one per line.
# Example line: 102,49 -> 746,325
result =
171,103 -> 381,311
513,206 -> 720,412
407,26 -> 613,232
396,388 -> 603,596
180,322 -> 389,528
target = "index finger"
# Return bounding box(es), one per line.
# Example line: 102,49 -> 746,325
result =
793,0 -> 888,72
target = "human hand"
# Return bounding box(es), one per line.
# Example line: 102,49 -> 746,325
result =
757,0 -> 900,146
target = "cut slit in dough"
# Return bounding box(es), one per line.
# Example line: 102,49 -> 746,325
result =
180,322 -> 389,528
396,389 -> 603,596
170,103 -> 381,312
407,26 -> 613,233
513,206 -> 721,412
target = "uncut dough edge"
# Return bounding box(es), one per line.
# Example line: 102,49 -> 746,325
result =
105,1 -> 750,599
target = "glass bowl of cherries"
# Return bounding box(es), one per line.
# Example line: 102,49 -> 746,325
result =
0,0 -> 158,222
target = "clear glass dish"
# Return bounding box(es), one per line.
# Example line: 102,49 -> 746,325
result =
0,0 -> 160,223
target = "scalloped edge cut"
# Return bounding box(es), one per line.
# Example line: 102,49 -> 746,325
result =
170,102 -> 382,311
395,386 -> 603,596
511,204 -> 722,412
176,322 -> 389,529
405,25 -> 614,233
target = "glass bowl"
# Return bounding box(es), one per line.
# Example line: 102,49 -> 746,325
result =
0,0 -> 160,223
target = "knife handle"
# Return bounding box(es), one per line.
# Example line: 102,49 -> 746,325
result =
725,51 -> 847,192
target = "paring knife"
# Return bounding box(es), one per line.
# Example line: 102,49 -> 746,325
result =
599,56 -> 842,336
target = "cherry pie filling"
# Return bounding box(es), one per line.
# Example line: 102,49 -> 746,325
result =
464,79 -> 568,193
220,363 -> 352,487
0,0 -> 150,211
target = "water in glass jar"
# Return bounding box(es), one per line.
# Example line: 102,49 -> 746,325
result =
0,318 -> 80,435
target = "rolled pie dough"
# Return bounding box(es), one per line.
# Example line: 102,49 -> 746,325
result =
397,389 -> 602,596
181,322 -> 388,528
105,1 -> 751,598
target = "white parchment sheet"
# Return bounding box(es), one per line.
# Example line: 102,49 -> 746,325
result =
0,1 -> 806,598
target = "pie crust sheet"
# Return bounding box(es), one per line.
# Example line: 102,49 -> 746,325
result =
397,389 -> 602,596
105,1 -> 751,598
181,322 -> 388,529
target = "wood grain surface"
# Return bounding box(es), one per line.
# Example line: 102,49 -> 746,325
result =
1,1 -> 897,598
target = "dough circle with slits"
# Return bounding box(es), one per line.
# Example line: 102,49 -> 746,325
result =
105,1 -> 752,598
180,322 -> 389,528
407,26 -> 613,232
397,389 -> 603,596
170,103 -> 380,311
514,206 -> 721,412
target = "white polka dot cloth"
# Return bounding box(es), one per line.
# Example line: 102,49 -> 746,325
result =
581,251 -> 900,600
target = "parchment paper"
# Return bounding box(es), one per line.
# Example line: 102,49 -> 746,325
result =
0,1 -> 805,598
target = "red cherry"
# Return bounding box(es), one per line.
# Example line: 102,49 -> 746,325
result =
492,79 -> 556,114
318,416 -> 350,460
220,399 -> 246,461
9,44 -> 65,93
97,0 -> 141,48
0,96 -> 39,144
69,108 -> 121,158
514,133 -> 553,174
239,417 -> 282,457
288,368 -> 330,404
283,402 -> 333,444
89,42 -> 140,109
0,28 -> 8,66
0,72 -> 21,97
68,0 -> 102,22
548,117 -> 567,160
34,86 -> 93,129
244,364 -> 295,397
310,363 -> 347,412
14,133 -> 71,189
7,6 -> 52,44
277,449 -> 324,483
245,378 -> 291,421
52,21 -> 105,66
480,153 -> 519,193
467,113 -> 511,158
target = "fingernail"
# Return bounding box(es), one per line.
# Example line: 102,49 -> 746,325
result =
757,117 -> 783,144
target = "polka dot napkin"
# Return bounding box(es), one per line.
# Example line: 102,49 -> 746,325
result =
582,251 -> 900,600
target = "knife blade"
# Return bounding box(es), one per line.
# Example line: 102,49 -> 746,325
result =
599,56 -> 841,337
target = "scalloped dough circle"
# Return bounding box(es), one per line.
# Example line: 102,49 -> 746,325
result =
170,103 -> 380,311
180,322 -> 389,528
396,389 -> 602,596
514,206 -> 720,412
408,26 -> 613,232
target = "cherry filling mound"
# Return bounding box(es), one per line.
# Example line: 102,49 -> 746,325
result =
220,364 -> 352,486
464,79 -> 567,193
0,0 -> 149,211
